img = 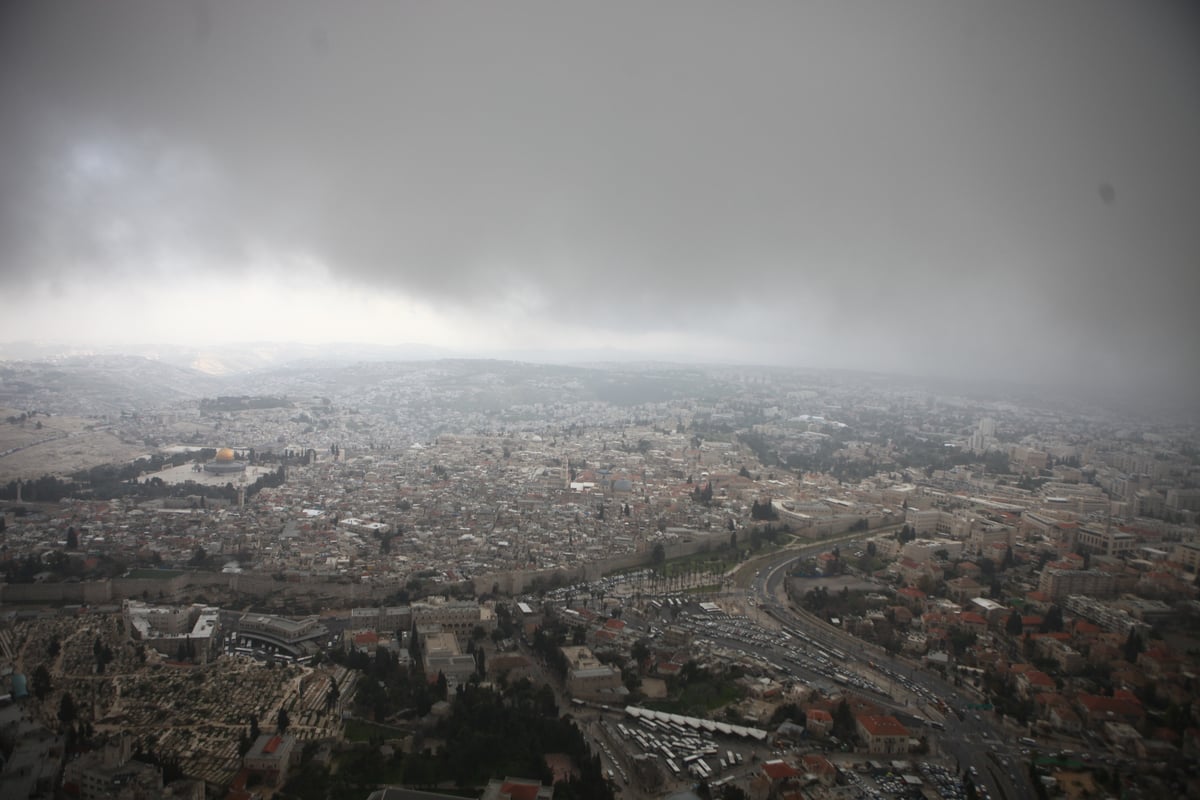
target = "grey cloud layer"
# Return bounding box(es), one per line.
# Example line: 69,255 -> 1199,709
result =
2,1 -> 1198,399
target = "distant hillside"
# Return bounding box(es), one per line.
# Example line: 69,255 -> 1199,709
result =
0,340 -> 451,376
0,355 -> 220,416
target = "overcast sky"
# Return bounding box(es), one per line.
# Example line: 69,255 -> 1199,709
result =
2,1 -> 1198,400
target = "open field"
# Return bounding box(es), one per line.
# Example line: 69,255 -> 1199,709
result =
0,408 -> 150,483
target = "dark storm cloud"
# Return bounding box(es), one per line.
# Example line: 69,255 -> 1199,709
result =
2,1 -> 1199,398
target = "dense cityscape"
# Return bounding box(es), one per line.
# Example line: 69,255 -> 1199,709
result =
4,1 -> 1199,799
1,357 -> 1197,800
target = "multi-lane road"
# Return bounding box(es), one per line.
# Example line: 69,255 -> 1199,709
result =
528,532 -> 1045,799
749,541 -> 1035,800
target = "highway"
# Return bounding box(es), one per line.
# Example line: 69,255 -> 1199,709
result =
531,532 -> 1040,799
750,542 -> 1036,800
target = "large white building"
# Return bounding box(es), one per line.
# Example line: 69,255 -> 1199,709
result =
123,601 -> 221,663
419,626 -> 477,688
412,596 -> 495,644
1073,526 -> 1138,557
234,613 -> 328,658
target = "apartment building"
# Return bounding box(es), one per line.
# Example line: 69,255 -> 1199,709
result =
1037,569 -> 1116,602
855,715 -> 910,755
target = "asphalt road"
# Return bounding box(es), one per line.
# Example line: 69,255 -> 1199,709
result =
751,543 -> 1036,800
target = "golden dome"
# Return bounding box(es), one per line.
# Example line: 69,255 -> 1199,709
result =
215,448 -> 236,462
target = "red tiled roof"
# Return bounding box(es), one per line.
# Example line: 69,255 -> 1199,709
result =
1025,671 -> 1055,687
263,735 -> 282,754
762,760 -> 802,780
1152,727 -> 1180,742
1035,692 -> 1068,707
801,754 -> 836,774
857,714 -> 909,737
1078,693 -> 1143,718
500,780 -> 544,800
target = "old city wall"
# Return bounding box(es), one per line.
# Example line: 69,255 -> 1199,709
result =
0,579 -> 114,604
225,573 -> 393,604
4,527 -> 742,605
473,528 -> 728,596
1,570 -> 393,606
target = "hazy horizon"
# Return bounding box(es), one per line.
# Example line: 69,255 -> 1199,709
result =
3,1 -> 1199,404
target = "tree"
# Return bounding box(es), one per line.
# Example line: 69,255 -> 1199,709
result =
1042,605 -> 1064,633
249,715 -> 260,740
276,707 -> 290,734
436,670 -> 448,701
631,638 -> 651,667
651,543 -> 666,567
750,499 -> 778,521
58,692 -> 77,726
32,664 -> 52,700
721,785 -> 750,800
66,526 -> 78,550
1006,609 -> 1023,637
1123,629 -> 1144,663
832,699 -> 856,740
